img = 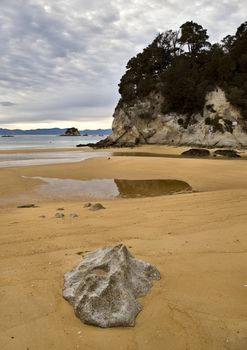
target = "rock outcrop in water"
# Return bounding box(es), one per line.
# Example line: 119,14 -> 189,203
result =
61,127 -> 80,136
63,244 -> 160,327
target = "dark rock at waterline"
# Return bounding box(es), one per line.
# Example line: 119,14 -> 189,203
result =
63,244 -> 160,327
76,143 -> 96,148
76,137 -> 113,148
76,138 -> 135,149
213,149 -> 240,158
181,148 -> 210,157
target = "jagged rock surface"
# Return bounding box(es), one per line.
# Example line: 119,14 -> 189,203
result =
63,244 -> 160,327
103,88 -> 247,148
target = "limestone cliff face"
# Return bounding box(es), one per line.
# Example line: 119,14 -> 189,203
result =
107,88 -> 247,148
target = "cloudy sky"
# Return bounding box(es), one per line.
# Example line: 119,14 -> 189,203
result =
0,0 -> 246,130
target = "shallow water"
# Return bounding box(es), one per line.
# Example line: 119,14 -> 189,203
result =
0,151 -> 110,168
0,134 -> 105,150
29,177 -> 192,199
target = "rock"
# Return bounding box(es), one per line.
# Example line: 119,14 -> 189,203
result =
17,204 -> 39,208
83,202 -> 92,208
69,213 -> 79,218
105,88 -> 247,148
181,148 -> 210,157
57,208 -> 64,211
89,203 -> 105,211
63,244 -> 160,327
213,149 -> 240,158
76,138 -> 114,148
61,127 -> 80,136
55,212 -> 65,218
76,143 -> 96,148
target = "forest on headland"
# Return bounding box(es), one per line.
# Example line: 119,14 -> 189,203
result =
118,21 -> 247,120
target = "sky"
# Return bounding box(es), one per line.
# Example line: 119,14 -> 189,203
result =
0,0 -> 246,130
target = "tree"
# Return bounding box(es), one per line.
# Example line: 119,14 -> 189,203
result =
221,34 -> 236,53
118,32 -> 177,101
118,20 -> 247,121
179,21 -> 210,55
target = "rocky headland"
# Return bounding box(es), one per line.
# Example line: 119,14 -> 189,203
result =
87,21 -> 247,149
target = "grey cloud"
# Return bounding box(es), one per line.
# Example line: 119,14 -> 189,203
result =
0,0 -> 246,128
0,101 -> 16,106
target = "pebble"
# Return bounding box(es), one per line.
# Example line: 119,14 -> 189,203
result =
84,202 -> 91,208
55,212 -> 65,218
89,203 -> 105,211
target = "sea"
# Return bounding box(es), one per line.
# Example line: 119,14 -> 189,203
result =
0,134 -> 109,168
0,134 -> 104,150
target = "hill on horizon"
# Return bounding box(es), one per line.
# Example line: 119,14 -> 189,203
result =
0,128 -> 111,136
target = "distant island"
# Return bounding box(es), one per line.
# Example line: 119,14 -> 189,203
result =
60,127 -> 81,136
0,128 -> 111,136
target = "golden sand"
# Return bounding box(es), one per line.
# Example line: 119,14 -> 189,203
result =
0,146 -> 247,350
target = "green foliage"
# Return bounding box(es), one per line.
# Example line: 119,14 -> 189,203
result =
224,119 -> 233,133
205,117 -> 224,133
179,21 -> 210,55
118,21 -> 247,121
204,117 -> 233,133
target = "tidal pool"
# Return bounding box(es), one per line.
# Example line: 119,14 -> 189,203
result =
28,177 -> 192,199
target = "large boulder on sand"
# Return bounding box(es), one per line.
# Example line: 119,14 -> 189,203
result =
213,149 -> 240,158
63,244 -> 160,327
181,148 -> 210,157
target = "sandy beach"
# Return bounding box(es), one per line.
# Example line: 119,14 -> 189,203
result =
0,145 -> 247,350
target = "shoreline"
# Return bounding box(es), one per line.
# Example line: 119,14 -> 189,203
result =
0,145 -> 247,349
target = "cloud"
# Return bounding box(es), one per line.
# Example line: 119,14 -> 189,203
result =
0,101 -> 16,106
0,0 -> 246,128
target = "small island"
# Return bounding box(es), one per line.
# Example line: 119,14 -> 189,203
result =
60,127 -> 81,136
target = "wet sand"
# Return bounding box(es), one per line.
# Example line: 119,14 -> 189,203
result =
0,145 -> 247,350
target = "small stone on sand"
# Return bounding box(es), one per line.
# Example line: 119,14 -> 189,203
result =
89,203 -> 105,211
55,212 -> 65,218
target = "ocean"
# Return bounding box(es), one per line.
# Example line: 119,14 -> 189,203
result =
0,134 -> 105,150
0,134 -> 109,168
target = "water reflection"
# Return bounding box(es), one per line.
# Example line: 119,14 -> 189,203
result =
29,177 -> 192,199
112,152 -> 180,159
115,179 -> 191,198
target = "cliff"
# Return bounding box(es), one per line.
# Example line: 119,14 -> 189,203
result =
105,88 -> 247,148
